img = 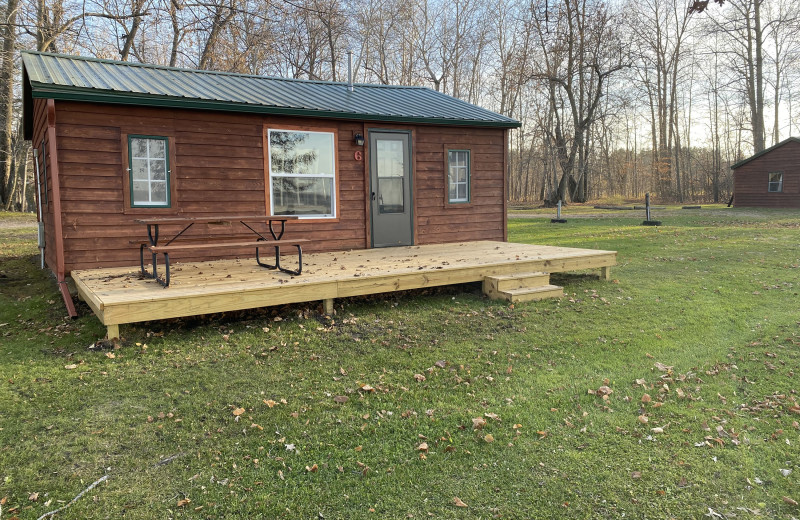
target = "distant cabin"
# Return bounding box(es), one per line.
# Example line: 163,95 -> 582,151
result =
731,137 -> 800,208
21,51 -> 520,282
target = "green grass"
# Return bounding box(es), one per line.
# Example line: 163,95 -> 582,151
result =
1,209 -> 799,519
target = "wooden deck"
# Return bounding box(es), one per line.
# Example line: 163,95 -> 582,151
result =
71,241 -> 617,338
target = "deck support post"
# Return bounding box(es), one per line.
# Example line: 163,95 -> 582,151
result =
601,266 -> 611,281
323,298 -> 334,315
106,324 -> 119,340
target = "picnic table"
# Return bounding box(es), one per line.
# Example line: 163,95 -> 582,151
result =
134,215 -> 307,287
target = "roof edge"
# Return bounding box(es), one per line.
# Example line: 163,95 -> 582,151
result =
21,50 -> 432,91
29,85 -> 522,128
730,137 -> 800,169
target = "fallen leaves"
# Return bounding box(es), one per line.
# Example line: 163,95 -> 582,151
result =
333,395 -> 349,404
453,497 -> 468,508
596,385 -> 613,397
784,496 -> 799,507
472,417 -> 486,430
232,407 -> 245,416
654,362 -> 673,372
64,364 -> 77,370
483,434 -> 495,443
177,498 -> 191,507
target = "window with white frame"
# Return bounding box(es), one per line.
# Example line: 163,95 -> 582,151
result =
768,172 -> 783,193
268,129 -> 336,218
448,150 -> 470,203
129,136 -> 170,207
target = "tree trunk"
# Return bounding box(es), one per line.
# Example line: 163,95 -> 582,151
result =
0,0 -> 19,208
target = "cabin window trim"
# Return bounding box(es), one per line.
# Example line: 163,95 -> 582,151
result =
127,135 -> 172,208
444,147 -> 472,206
266,127 -> 337,219
39,140 -> 48,205
767,172 -> 783,193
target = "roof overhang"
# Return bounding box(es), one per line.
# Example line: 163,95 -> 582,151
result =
26,83 -> 522,128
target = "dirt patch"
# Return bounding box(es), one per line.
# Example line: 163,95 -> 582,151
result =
0,214 -> 37,230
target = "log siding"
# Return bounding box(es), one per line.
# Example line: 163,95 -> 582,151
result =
48,101 -> 506,273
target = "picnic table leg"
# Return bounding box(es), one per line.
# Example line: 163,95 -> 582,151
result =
140,243 -> 147,276
256,244 -> 303,276
154,253 -> 171,287
151,252 -> 171,287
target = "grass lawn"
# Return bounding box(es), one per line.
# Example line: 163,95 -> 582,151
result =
1,208 -> 799,519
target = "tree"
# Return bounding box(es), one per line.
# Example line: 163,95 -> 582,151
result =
627,0 -> 693,201
0,0 -> 19,209
528,0 -> 627,203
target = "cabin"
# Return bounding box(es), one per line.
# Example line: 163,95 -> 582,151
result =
21,51 -> 616,338
731,137 -> 800,208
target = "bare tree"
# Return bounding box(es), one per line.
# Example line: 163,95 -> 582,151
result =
0,0 -> 19,208
528,0 -> 627,204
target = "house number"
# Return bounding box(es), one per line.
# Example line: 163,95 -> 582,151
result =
354,151 -> 363,161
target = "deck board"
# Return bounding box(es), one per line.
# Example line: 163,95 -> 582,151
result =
71,241 -> 616,330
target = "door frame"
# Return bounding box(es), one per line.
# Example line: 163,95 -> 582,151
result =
367,128 -> 414,248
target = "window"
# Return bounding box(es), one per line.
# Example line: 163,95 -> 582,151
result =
448,150 -> 470,203
268,129 -> 335,218
768,172 -> 783,193
376,139 -> 405,213
129,136 -> 170,207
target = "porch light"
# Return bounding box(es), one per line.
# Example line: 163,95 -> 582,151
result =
354,133 -> 365,146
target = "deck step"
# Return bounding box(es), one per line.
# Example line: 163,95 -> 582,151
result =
483,272 -> 563,302
487,271 -> 551,291
501,284 -> 564,302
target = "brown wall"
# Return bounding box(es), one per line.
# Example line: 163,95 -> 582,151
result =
32,99 -> 57,272
734,140 -> 800,208
44,101 -> 506,273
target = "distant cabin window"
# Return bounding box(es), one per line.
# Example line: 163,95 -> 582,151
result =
768,172 -> 783,193
448,150 -> 470,203
129,136 -> 170,207
268,129 -> 336,218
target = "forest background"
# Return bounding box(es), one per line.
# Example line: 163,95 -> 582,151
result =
0,0 -> 796,210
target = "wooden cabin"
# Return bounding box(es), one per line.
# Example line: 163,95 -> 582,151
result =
21,51 -> 520,313
731,137 -> 800,208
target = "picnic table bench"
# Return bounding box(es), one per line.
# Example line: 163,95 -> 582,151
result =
134,215 -> 306,287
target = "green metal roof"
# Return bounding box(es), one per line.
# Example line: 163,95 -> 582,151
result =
730,137 -> 800,169
21,51 -> 520,134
